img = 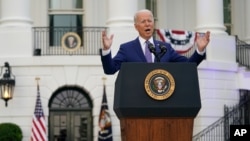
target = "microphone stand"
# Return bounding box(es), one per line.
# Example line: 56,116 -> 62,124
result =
158,44 -> 167,60
148,43 -> 161,62
148,43 -> 167,62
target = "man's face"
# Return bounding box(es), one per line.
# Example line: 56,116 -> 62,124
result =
134,11 -> 154,40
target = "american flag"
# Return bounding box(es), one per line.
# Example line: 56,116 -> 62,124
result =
98,84 -> 113,141
31,83 -> 47,141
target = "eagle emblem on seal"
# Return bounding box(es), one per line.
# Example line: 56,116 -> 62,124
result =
145,69 -> 175,100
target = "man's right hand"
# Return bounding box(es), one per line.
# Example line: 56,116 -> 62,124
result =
102,30 -> 114,50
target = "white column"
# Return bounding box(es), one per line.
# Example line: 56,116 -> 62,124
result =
100,1 -> 138,141
107,0 -> 137,27
245,0 -> 250,43
196,0 -> 227,35
0,0 -> 32,27
0,0 -> 33,57
195,0 -> 235,63
106,0 -> 138,56
194,0 -> 238,135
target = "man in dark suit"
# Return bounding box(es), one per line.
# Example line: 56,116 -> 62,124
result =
100,9 -> 210,75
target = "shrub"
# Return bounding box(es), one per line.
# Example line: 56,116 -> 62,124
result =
0,122 -> 23,141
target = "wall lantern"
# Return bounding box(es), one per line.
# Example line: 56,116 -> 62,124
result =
0,62 -> 15,107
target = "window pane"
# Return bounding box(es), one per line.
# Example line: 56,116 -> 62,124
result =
49,0 -> 82,9
49,0 -> 60,9
146,0 -> 157,21
49,15 -> 82,46
50,15 -> 82,27
74,0 -> 83,8
223,0 -> 231,34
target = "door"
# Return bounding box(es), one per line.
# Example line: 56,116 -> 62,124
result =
50,111 -> 92,141
48,86 -> 93,141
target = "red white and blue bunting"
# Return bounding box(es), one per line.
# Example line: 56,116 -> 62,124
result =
156,29 -> 197,54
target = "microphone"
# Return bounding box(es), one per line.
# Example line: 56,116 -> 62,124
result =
147,43 -> 161,62
148,42 -> 156,53
147,43 -> 167,62
148,43 -> 164,62
158,44 -> 167,61
159,44 -> 167,54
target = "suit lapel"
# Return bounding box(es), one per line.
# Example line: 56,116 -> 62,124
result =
134,38 -> 147,62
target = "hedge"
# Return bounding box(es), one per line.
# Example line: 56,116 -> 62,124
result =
0,122 -> 23,141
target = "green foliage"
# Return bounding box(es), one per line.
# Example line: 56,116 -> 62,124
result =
0,122 -> 23,141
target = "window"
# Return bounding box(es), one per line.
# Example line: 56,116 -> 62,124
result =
146,0 -> 157,22
49,15 -> 82,46
49,0 -> 83,9
48,0 -> 83,46
146,0 -> 158,38
223,0 -> 232,34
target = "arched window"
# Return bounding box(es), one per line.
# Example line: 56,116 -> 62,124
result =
48,86 -> 93,141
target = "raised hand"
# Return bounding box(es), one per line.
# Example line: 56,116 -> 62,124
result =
196,31 -> 210,52
102,30 -> 114,50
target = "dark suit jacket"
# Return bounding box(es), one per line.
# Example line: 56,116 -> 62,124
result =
100,37 -> 205,74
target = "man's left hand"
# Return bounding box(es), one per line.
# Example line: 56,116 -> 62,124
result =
196,31 -> 210,52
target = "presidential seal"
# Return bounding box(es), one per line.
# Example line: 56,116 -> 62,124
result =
61,32 -> 81,52
144,69 -> 175,100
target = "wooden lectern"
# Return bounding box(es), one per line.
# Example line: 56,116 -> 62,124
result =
114,63 -> 201,141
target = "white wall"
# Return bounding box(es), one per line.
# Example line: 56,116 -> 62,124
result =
31,0 -> 48,26
157,0 -> 196,30
0,56 -> 120,140
1,0 -> 249,140
194,61 -> 239,134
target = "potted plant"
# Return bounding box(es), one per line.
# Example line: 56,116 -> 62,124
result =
0,122 -> 23,141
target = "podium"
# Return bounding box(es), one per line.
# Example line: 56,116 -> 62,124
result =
114,63 -> 201,141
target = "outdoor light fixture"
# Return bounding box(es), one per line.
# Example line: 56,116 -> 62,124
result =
0,62 -> 15,107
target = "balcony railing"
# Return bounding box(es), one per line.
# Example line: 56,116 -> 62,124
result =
33,27 -> 107,56
192,90 -> 250,141
236,35 -> 250,69
33,27 -> 250,66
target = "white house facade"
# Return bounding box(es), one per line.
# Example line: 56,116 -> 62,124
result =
0,0 -> 249,140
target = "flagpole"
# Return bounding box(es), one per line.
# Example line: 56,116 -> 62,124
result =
31,76 -> 47,141
102,76 -> 106,85
35,77 -> 40,87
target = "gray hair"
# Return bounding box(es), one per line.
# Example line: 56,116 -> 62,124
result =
134,9 -> 154,24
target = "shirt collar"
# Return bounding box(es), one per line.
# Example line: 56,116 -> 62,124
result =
138,36 -> 154,45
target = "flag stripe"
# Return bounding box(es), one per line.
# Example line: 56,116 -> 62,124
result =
172,30 -> 185,34
32,117 -> 46,140
156,29 -> 196,54
31,84 -> 47,141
